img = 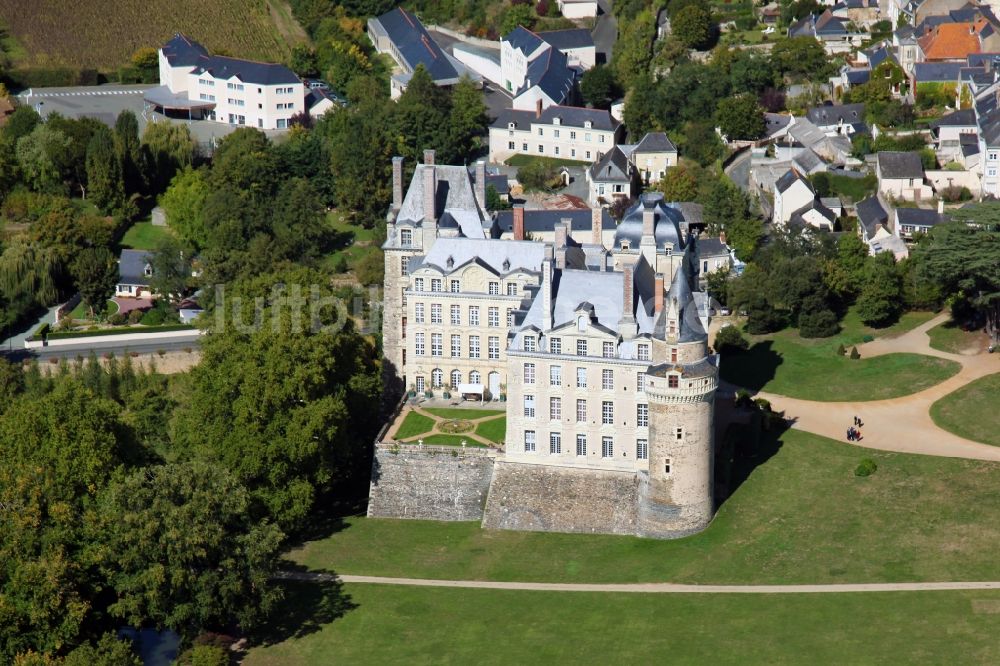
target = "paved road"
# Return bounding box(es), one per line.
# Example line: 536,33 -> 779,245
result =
593,0 -> 618,65
2,336 -> 201,363
278,572 -> 1000,594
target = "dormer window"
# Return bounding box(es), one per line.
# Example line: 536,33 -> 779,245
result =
400,229 -> 412,247
508,122 -> 516,130
524,335 -> 536,352
577,316 -> 586,332
553,117 -> 561,126
620,240 -> 630,251
446,255 -> 454,269
503,258 -> 511,271
584,120 -> 592,129
143,263 -> 153,277
668,374 -> 679,388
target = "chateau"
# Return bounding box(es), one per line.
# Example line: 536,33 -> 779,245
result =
372,152 -> 719,539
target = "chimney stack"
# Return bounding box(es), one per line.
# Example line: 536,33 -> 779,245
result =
618,263 -> 637,339
555,219 -> 569,248
392,156 -> 404,212
475,160 -> 486,211
642,203 -> 655,238
513,204 -> 525,240
654,273 -> 664,315
422,163 -> 436,224
719,230 -> 728,247
938,198 -> 945,215
591,207 -> 603,247
423,149 -> 435,166
555,221 -> 568,269
542,258 -> 553,332
536,98 -> 543,119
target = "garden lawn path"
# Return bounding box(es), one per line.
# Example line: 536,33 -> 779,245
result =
742,313 -> 1000,461
384,404 -> 504,447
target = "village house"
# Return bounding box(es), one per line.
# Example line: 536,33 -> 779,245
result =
488,104 -> 623,164
772,168 -> 817,226
618,132 -> 678,185
116,250 -> 155,299
587,146 -> 636,207
876,151 -> 933,200
557,0 -> 599,19
895,205 -> 949,239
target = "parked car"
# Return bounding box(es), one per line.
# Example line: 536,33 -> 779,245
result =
305,79 -> 330,90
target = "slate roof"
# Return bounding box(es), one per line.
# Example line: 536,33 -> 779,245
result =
877,151 -> 924,179
504,25 -> 547,56
372,7 -> 460,82
789,199 -> 837,227
119,250 -> 153,286
536,29 -> 594,51
806,103 -> 865,126
633,131 -> 677,153
491,105 -> 620,132
855,196 -> 888,233
414,238 -> 546,276
698,236 -> 729,258
913,61 -> 964,82
493,208 -> 613,237
589,147 -> 632,182
864,44 -> 897,69
162,33 -> 299,85
931,108 -> 977,128
775,168 -> 814,194
846,69 -> 871,86
394,164 -> 486,239
814,10 -> 848,35
520,45 -> 575,101
764,113 -> 792,138
895,207 -> 947,227
612,193 -> 691,252
792,147 -> 825,174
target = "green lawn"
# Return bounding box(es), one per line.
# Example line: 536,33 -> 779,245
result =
930,373 -> 1000,448
826,173 -> 877,203
68,299 -> 117,321
320,210 -> 381,274
286,429 -> 1000,585
245,583 -> 1000,665
424,407 -> 504,420
421,434 -> 487,447
120,221 -> 172,250
474,416 -> 506,444
394,411 -> 435,439
721,309 -> 958,400
928,319 -> 987,354
506,154 -> 590,168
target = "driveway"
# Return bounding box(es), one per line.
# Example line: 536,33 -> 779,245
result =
593,0 -> 618,64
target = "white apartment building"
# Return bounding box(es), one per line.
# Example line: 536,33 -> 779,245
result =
489,105 -> 623,163
148,33 -> 323,130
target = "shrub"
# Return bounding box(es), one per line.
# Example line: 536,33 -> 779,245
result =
837,343 -> 846,356
862,334 -> 874,343
798,308 -> 839,338
855,458 -> 878,477
734,389 -> 753,408
108,313 -> 127,326
330,254 -> 349,274
184,645 -> 229,666
157,349 -> 166,357
715,325 -> 749,354
753,397 -> 772,412
850,346 -> 861,359
141,308 -> 166,326
127,309 -> 144,325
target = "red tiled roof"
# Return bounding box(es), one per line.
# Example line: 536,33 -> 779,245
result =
918,22 -> 983,61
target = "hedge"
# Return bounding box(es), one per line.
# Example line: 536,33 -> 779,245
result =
42,324 -> 196,340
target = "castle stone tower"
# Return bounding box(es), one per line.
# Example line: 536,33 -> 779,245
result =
637,267 -> 718,538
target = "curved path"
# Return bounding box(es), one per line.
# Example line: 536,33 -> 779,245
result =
277,572 -> 1000,594
744,313 -> 1000,461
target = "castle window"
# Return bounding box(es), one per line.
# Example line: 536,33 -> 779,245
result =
508,309 -> 515,327
470,370 -> 481,384
469,335 -> 480,358
602,436 -> 614,458
450,280 -> 460,293
451,305 -> 461,325
469,306 -> 480,326
489,281 -> 500,295
430,304 -> 442,324
414,278 -> 424,291
488,336 -> 500,360
550,365 -> 562,386
603,341 -> 615,358
401,257 -> 409,275
431,368 -> 443,388
637,404 -> 648,427
507,283 -> 519,295
637,344 -> 650,361
451,369 -> 462,387
668,375 -> 679,388
576,434 -> 587,456
431,333 -> 442,357
576,339 -> 588,356
671,347 -> 678,363
488,307 -> 500,327
602,369 -> 613,390
636,372 -> 645,392
415,376 -> 425,392
549,432 -> 562,454
401,317 -> 407,339
602,401 -> 614,425
414,303 -> 424,323
400,229 -> 412,246
524,363 -> 535,384
576,367 -> 587,388
524,430 -> 536,452
675,427 -> 683,440
524,395 -> 535,418
524,335 -> 536,352
550,337 -> 561,354
451,335 -> 461,357
664,458 -> 672,474
549,397 -> 561,421
414,333 -> 425,356
636,439 -> 648,460
576,399 -> 586,422
431,278 -> 442,292
578,316 -> 587,332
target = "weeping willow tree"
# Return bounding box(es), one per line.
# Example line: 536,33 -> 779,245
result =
915,214 -> 1000,346
0,240 -> 63,307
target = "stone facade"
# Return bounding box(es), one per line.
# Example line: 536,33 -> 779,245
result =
367,444 -> 496,521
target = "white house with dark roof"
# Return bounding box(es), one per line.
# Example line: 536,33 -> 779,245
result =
619,132 -> 678,184
150,33 -> 321,129
557,0 -> 599,18
876,151 -> 932,200
116,249 -> 155,298
496,26 -> 592,112
488,104 -> 623,163
806,103 -> 867,136
587,146 -> 636,206
773,169 -> 816,225
894,205 -> 948,239
368,7 -> 479,99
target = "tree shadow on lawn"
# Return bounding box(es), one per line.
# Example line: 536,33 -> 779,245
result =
718,340 -> 783,393
714,410 -> 792,509
253,573 -> 357,647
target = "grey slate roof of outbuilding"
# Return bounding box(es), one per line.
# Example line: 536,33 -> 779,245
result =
372,7 -> 460,82
877,151 -> 924,179
119,250 -> 153,286
855,196 -> 888,229
913,62 -> 964,83
895,207 -> 948,227
931,108 -> 977,128
519,47 -> 575,102
698,237 -> 728,258
536,29 -> 594,51
775,168 -> 814,194
492,208 -> 614,237
633,131 -> 677,153
806,103 -> 866,126
503,26 -> 547,55
789,199 -> 837,227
